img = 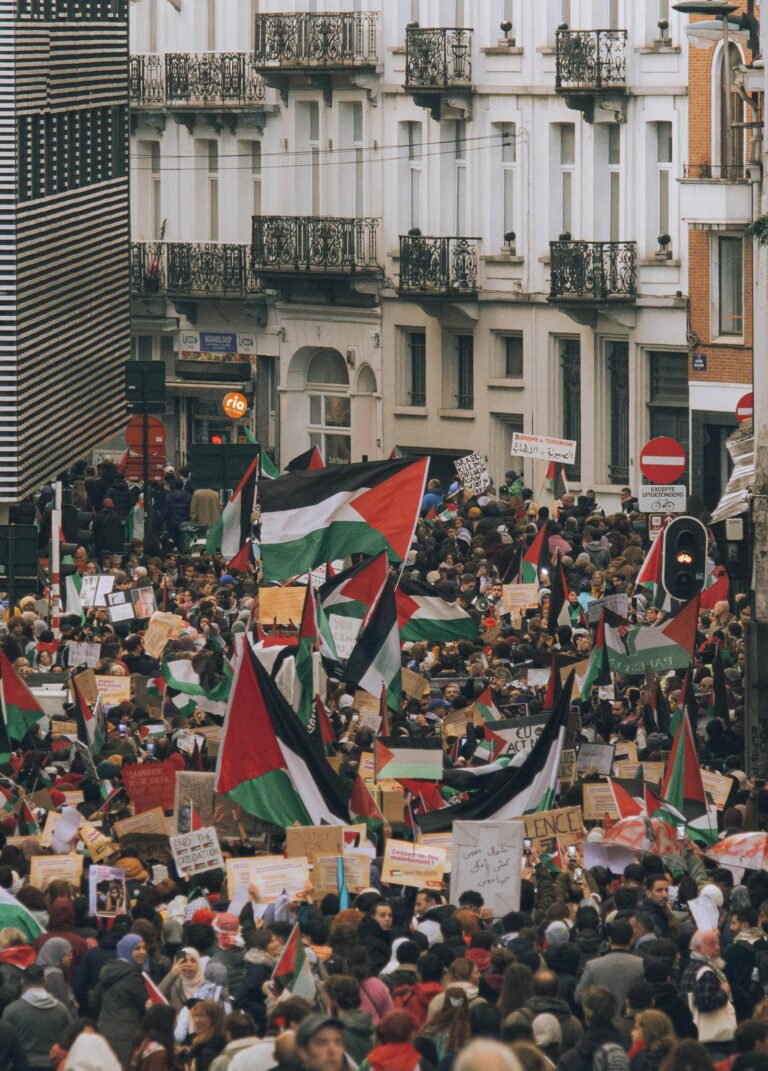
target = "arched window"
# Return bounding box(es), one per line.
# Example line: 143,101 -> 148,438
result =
307,348 -> 349,386
307,349 -> 351,464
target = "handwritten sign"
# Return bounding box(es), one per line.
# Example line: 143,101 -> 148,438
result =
67,641 -> 102,669
170,826 -> 224,878
226,855 -> 309,903
442,705 -> 485,739
30,854 -> 83,890
489,714 -> 551,756
502,584 -> 539,613
451,820 -> 524,917
143,612 -> 184,660
114,808 -> 169,839
559,749 -> 577,786
402,667 -> 430,700
582,782 -> 620,821
576,743 -> 615,776
79,574 -> 115,608
454,452 -> 491,495
702,770 -> 734,811
328,615 -> 361,660
79,821 -> 118,863
587,594 -> 629,625
523,806 -> 584,855
382,839 -> 445,890
286,825 -> 344,861
259,587 -> 306,627
511,432 -> 577,464
122,759 -> 178,814
314,854 -> 371,896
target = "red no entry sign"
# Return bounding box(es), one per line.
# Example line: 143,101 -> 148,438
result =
640,436 -> 686,484
736,392 -> 753,423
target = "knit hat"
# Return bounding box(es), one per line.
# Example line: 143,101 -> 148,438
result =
533,1013 -> 562,1049
545,921 -> 570,948
213,913 -> 243,950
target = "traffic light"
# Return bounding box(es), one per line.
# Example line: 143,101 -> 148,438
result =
661,516 -> 708,600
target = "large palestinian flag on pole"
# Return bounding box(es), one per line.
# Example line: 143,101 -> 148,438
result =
635,535 -> 670,611
205,457 -> 258,561
295,584 -> 337,728
581,611 -> 613,700
215,643 -> 350,827
344,575 -> 402,711
286,446 -> 324,472
603,597 -> 699,676
319,553 -> 389,625
654,706 -> 717,845
375,738 -> 443,782
0,650 -> 45,743
162,657 -> 233,718
521,521 -> 551,584
395,577 -> 478,642
258,458 -> 429,582
547,558 -> 572,633
416,674 -> 572,833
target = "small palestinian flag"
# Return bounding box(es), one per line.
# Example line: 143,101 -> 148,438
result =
521,520 -> 551,585
64,573 -> 85,621
0,887 -> 44,942
16,800 -> 41,836
374,737 -> 443,782
475,684 -> 502,724
581,611 -> 612,701
700,569 -> 729,611
205,457 -> 258,562
125,496 -> 145,543
285,446 -> 324,472
74,680 -> 106,757
544,462 -> 568,501
608,777 -> 644,819
658,705 -> 717,845
272,922 -> 316,1000
395,577 -> 478,643
473,725 -> 509,764
0,650 -> 45,743
424,502 -> 459,527
163,657 -> 232,719
319,553 -> 389,649
258,457 -> 429,582
143,973 -> 169,1006
349,775 -> 384,825
635,535 -> 670,611
543,653 -> 562,711
344,575 -> 402,712
547,558 -> 572,634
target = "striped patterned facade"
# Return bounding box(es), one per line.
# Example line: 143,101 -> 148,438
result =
0,0 -> 129,502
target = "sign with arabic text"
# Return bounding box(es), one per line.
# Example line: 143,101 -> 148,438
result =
511,433 -> 577,464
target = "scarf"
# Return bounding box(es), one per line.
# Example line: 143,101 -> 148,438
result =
179,947 -> 205,999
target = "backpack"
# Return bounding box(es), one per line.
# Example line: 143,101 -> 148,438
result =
392,982 -> 420,1023
0,962 -> 23,1014
592,1042 -> 630,1071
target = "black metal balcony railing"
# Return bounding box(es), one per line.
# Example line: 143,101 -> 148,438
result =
555,29 -> 627,91
130,242 -> 260,297
398,235 -> 479,296
549,241 -> 637,301
251,216 -> 379,275
405,27 -> 472,89
683,163 -> 749,181
130,53 -> 266,108
253,13 -> 378,68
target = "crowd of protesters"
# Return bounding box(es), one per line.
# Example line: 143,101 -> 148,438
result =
0,457 -> 758,1071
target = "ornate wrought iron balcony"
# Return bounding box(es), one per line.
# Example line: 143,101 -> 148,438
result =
130,53 -> 266,109
555,29 -> 627,91
398,235 -> 479,298
251,216 -> 379,277
253,13 -> 378,69
404,27 -> 472,119
683,163 -> 749,181
549,240 -> 637,303
130,243 -> 261,298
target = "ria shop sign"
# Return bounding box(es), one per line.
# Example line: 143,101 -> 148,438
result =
179,331 -> 256,364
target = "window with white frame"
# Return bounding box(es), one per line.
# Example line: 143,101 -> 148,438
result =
297,101 -> 321,215
498,333 -> 523,378
251,142 -> 262,217
559,124 -> 575,235
399,329 -> 427,406
495,122 -> 516,242
150,141 -> 162,240
399,121 -> 423,233
454,120 -> 467,234
207,140 -> 219,241
656,122 -> 672,245
608,124 -> 621,242
715,235 -> 744,337
443,333 -> 474,410
307,350 -> 351,465
340,101 -> 364,218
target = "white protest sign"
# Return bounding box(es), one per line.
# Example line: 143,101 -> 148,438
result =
489,715 -> 551,756
637,485 -> 687,514
451,820 -> 524,917
511,433 -> 577,465
79,574 -> 115,608
329,615 -> 361,661
455,452 -> 491,496
169,826 -> 224,879
68,641 -> 102,669
687,894 -> 720,932
88,865 -> 128,918
106,590 -> 134,623
587,593 -> 629,625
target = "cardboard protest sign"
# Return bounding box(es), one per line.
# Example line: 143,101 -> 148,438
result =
89,865 -> 128,918
558,749 -> 577,786
613,741 -> 639,765
353,690 -> 382,719
454,452 -> 491,495
451,820 -> 524,917
67,642 -> 101,669
502,585 -> 539,613
417,832 -> 453,871
359,710 -> 382,734
286,825 -> 344,862
130,587 -> 157,620
487,714 -> 551,757
378,785 -> 405,824
359,752 -> 375,781
71,668 -> 98,706
175,731 -> 204,755
79,821 -> 118,863
523,806 -> 585,855
173,772 -> 215,832
382,839 -> 445,890
143,612 -> 184,660
402,667 -> 430,700
226,856 -> 309,903
259,587 -> 305,627
106,590 -> 135,624
582,782 -> 620,821
314,854 -> 371,896
122,759 -> 178,814
79,574 -> 115,608
40,811 -> 62,849
170,826 -> 224,878
701,770 -> 734,811
329,615 -> 361,660
50,720 -> 78,738
196,725 -> 223,758
95,675 -> 131,705
114,808 -> 169,839
61,790 -> 84,807
30,854 -> 83,890
576,743 -> 616,776
441,705 -> 485,739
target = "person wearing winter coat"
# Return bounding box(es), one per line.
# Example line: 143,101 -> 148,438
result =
361,1010 -> 432,1071
629,1011 -> 676,1071
208,1012 -> 263,1071
1,964 -> 72,1071
92,500 -> 125,556
128,1005 -> 176,1071
344,946 -> 394,1027
0,1020 -> 28,1071
357,901 -> 394,977
105,475 -> 134,521
557,987 -> 625,1071
93,934 -> 150,1068
158,947 -> 205,1012
73,920 -> 128,1016
0,931 -> 37,1015
235,930 -> 281,1035
33,899 -> 88,983
35,939 -> 76,1015
523,971 -> 583,1054
164,480 -> 192,546
210,915 -> 246,998
322,975 -> 375,1066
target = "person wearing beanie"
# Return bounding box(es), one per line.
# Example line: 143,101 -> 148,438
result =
94,933 -> 149,1066
211,914 -> 246,995
545,922 -> 570,950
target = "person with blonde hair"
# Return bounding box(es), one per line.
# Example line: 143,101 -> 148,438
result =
630,1010 -> 676,1071
455,1039 -> 523,1071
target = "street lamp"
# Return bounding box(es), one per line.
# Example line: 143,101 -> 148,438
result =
672,2 -> 741,167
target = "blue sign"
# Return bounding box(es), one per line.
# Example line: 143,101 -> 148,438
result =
692,353 -> 707,371
200,332 -> 238,354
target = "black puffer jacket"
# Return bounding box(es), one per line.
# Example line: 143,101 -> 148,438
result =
357,915 -> 393,976
93,959 -> 147,1067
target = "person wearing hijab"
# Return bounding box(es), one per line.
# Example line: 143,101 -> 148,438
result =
36,937 -> 76,1014
158,946 -> 205,1011
64,1031 -> 123,1071
94,934 -> 149,1068
33,898 -> 88,982
174,961 -> 232,1042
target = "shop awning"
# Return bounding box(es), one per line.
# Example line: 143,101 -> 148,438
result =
710,418 -> 754,524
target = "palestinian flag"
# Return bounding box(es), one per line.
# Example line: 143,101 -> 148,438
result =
475,684 -> 502,724
544,462 -> 568,501
349,774 -> 384,825
258,457 -> 429,582
344,575 -> 402,712
272,922 -> 316,1000
472,724 -> 510,764
64,573 -> 84,619
603,597 -> 699,676
259,450 -> 280,479
521,520 -> 551,584
544,653 -> 562,710
144,974 -> 169,1006
215,642 -> 350,827
700,570 -> 729,611
547,558 -> 572,633
581,611 -> 613,700
205,457 -> 258,561
73,680 -> 106,757
0,650 -> 45,743
417,674 -> 572,833
374,738 -> 443,782
0,887 -> 44,942
163,657 -> 232,718
286,446 -> 324,472
125,496 -> 145,543
424,502 -> 458,527
643,669 -> 671,736
16,800 -> 40,836
319,554 -> 389,658
658,706 -> 717,845
296,585 -> 337,728
608,777 -> 644,819
635,536 -> 670,611
395,577 -> 478,643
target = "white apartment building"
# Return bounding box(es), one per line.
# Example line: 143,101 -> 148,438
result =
128,0 -> 690,497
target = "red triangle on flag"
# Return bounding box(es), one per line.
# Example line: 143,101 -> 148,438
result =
661,595 -> 700,656
374,738 -> 395,776
350,459 -> 429,562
